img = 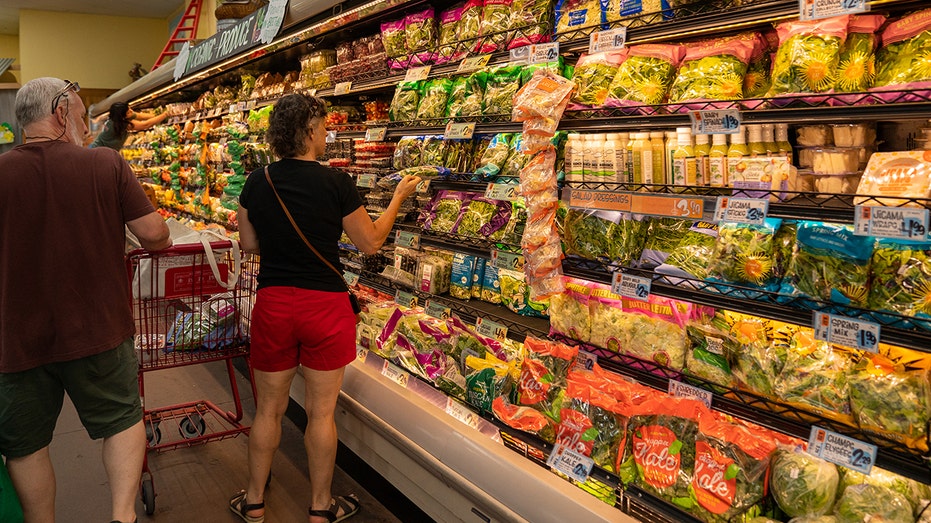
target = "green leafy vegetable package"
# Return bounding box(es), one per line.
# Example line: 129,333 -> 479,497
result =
570,50 -> 628,108
766,16 -> 849,99
770,446 -> 839,518
668,33 -> 756,110
873,8 -> 931,93
868,238 -> 931,324
549,278 -> 593,343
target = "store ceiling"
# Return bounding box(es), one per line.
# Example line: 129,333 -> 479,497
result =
0,1 -> 185,35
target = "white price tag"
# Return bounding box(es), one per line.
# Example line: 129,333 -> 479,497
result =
446,397 -> 480,429
381,360 -> 410,388
714,196 -> 769,225
800,0 -> 868,21
404,65 -> 432,82
457,54 -> 492,73
260,0 -> 288,43
547,443 -> 594,483
854,206 -> 930,241
325,130 -> 337,144
246,100 -> 257,110
589,28 -> 628,54
444,122 -> 475,140
229,103 -> 238,114
475,317 -> 508,340
813,312 -> 880,352
334,82 -> 352,96
573,350 -> 598,372
356,173 -> 376,188
484,183 -> 519,201
509,45 -> 531,65
530,42 -> 560,64
356,347 -> 368,362
305,88 -> 318,97
668,380 -> 713,408
343,271 -> 359,287
689,109 -> 742,135
365,127 -> 387,142
490,249 -> 524,270
395,230 -> 421,249
808,426 -> 877,474
173,42 -> 191,81
395,290 -> 418,309
424,300 -> 451,320
611,272 -> 651,301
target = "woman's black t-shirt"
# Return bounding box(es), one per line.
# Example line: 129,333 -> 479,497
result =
239,158 -> 364,292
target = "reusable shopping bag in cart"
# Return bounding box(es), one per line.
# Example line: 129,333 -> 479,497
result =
0,457 -> 24,523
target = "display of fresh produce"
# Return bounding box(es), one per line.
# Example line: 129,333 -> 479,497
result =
833,15 -> 885,93
389,80 -> 422,121
606,44 -> 684,108
868,239 -> 931,322
668,34 -> 756,107
570,51 -> 627,107
770,446 -> 839,518
767,16 -> 849,97
708,219 -> 782,289
833,484 -> 913,523
873,8 -> 931,90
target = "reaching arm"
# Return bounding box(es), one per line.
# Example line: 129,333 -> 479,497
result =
342,174 -> 421,255
237,206 -> 260,254
130,111 -> 169,131
127,211 -> 171,251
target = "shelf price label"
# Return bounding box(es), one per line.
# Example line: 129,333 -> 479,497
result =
567,189 -> 632,212
476,317 -> 508,340
529,42 -> 560,64
381,360 -> 410,388
334,82 -> 352,95
395,230 -> 421,249
446,397 -> 481,429
343,271 -> 360,287
485,183 -> 519,201
689,109 -> 742,135
424,299 -> 451,320
246,100 -> 257,110
668,380 -> 713,408
547,442 -> 594,483
611,271 -> 651,301
808,426 -> 877,475
445,122 -> 476,140
813,312 -> 880,353
630,194 -> 705,219
589,27 -> 628,54
714,196 -> 769,225
800,0 -> 868,21
854,205 -> 930,241
404,65 -> 432,82
573,350 -> 598,372
395,290 -> 418,309
457,54 -> 492,73
365,127 -> 387,142
356,173 -> 376,188
356,347 -> 368,362
491,249 -> 524,270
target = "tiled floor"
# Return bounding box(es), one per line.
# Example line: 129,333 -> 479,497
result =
49,358 -> 405,523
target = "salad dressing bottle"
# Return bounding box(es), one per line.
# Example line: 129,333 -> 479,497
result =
664,131 -> 677,185
762,124 -> 779,156
775,124 -> 793,164
727,126 -> 749,186
650,131 -> 666,187
708,133 -> 729,187
582,135 -> 598,181
631,132 -> 652,185
672,127 -> 697,187
694,133 -> 711,186
615,132 -> 630,183
566,134 -> 583,182
747,124 -> 767,157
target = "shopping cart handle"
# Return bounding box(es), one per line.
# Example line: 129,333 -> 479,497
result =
127,241 -> 239,258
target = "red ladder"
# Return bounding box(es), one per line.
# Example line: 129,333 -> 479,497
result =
152,0 -> 203,70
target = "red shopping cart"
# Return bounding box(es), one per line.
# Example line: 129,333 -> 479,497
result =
126,240 -> 257,515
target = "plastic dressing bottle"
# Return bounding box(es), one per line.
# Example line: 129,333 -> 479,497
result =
727,126 -> 749,185
615,132 -> 630,183
672,127 -> 697,187
775,124 -> 793,164
650,131 -> 666,186
694,133 -> 711,186
709,133 -> 729,187
566,134 -> 584,182
762,124 -> 779,156
747,124 -> 767,157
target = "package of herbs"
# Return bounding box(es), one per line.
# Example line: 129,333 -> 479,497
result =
388,81 -> 422,122
638,217 -> 694,269
549,278 -> 593,343
848,354 -> 931,452
656,221 -> 719,282
476,0 -> 513,53
419,135 -> 447,166
474,133 -> 513,179
554,0 -> 605,40
436,6 -> 465,64
774,332 -> 854,419
686,418 -> 777,523
483,66 -> 523,116
684,322 -> 738,390
380,18 -> 408,58
392,135 -> 423,170
563,208 -> 645,265
557,378 -> 628,474
770,446 -> 840,518
508,0 -> 553,49
766,16 -> 849,97
625,397 -> 708,506
570,51 -> 628,108
446,72 -> 487,118
868,239 -> 931,322
422,190 -> 470,233
873,8 -> 931,90
667,34 -> 756,105
499,268 -> 549,317
416,78 -> 453,121
404,8 -> 437,63
833,14 -> 885,93
708,218 -> 782,289
605,44 -> 685,107
457,196 -> 511,238
778,221 -> 874,307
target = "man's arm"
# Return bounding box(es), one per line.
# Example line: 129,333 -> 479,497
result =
127,212 -> 171,251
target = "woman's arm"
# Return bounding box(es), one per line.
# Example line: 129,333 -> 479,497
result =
237,206 -> 260,254
130,111 -> 169,131
342,174 -> 420,255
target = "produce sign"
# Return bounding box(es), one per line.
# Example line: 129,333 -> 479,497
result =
566,190 -> 704,219
689,109 -> 742,135
589,28 -> 628,54
854,205 -> 930,241
807,426 -> 877,475
800,0 -> 869,21
547,442 -> 595,483
813,312 -> 880,352
713,197 -> 768,225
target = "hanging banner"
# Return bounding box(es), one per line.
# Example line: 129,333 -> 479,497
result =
183,3 -> 280,78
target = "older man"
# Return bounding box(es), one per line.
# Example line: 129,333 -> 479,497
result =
0,77 -> 171,523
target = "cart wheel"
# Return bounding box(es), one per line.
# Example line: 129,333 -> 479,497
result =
145,422 -> 161,447
141,474 -> 156,515
179,413 -> 206,439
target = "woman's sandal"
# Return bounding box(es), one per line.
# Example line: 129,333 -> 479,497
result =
229,489 -> 265,523
308,494 -> 360,523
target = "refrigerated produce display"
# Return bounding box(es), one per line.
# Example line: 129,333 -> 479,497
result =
98,0 -> 931,521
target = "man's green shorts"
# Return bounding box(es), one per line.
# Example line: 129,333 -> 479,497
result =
0,338 -> 142,458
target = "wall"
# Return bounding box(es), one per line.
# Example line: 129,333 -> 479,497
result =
18,10 -> 168,90
0,34 -> 19,84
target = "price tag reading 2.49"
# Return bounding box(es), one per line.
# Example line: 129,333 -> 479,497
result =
611,271 -> 651,301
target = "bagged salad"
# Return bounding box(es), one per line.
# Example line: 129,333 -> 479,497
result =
549,278 -> 593,343
743,31 -> 777,101
562,208 -> 646,266
605,44 -> 685,110
389,80 -> 422,122
474,133 -> 514,179
873,8 -> 931,94
667,34 -> 756,111
708,218 -> 783,290
477,0 -> 512,53
436,6 -> 465,64
404,8 -> 437,65
421,190 -> 469,233
416,78 -> 453,121
555,0 -> 605,41
775,330 -> 855,421
507,0 -> 552,49
833,484 -> 914,523
770,445 -> 839,518
867,238 -> 931,323
833,14 -> 886,94
766,16 -> 850,99
558,373 -> 630,474
499,268 -> 550,317
447,72 -> 487,117
638,217 -> 694,269
570,51 -> 628,108
483,65 -> 523,116
450,252 -> 478,299
655,220 -> 720,282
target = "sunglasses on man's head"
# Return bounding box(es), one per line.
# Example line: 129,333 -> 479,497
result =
51,80 -> 80,114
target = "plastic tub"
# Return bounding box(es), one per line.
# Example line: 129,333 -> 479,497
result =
813,172 -> 862,194
831,123 -> 876,147
811,147 -> 860,175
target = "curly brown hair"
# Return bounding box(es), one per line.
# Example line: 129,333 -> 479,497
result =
265,93 -> 327,158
